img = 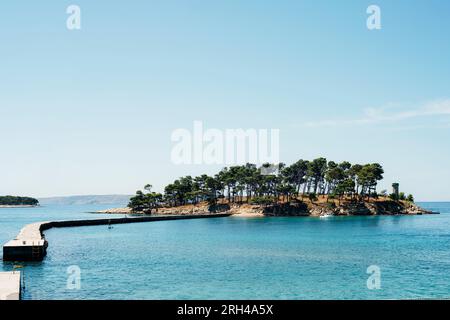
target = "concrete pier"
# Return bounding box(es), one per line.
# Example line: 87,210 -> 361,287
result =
3,213 -> 231,261
0,272 -> 21,300
3,222 -> 50,261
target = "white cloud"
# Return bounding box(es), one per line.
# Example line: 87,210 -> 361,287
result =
304,99 -> 450,128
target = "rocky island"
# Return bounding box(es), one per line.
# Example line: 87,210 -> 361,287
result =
0,196 -> 39,208
97,196 -> 433,217
96,158 -> 437,217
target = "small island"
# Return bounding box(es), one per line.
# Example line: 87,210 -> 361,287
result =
0,196 -> 39,208
98,158 -> 435,217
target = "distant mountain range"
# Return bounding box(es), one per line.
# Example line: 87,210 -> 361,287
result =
38,195 -> 132,206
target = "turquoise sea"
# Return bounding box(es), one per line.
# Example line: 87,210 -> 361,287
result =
1,202 -> 449,300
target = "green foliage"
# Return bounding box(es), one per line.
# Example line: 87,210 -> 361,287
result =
335,179 -> 355,196
250,196 -> 274,205
389,193 -> 400,201
388,190 -> 415,203
326,202 -> 336,209
128,190 -> 163,213
308,193 -> 318,203
0,196 -> 39,206
307,158 -> 328,194
356,163 -> 384,196
129,158 -> 390,210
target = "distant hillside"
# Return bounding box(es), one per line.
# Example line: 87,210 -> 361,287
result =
38,195 -> 132,206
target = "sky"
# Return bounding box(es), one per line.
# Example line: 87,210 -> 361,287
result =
1,0 -> 449,201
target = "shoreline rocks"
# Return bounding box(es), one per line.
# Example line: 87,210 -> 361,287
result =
95,199 -> 437,217
0,205 -> 39,208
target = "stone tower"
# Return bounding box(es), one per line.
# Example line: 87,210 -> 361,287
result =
392,183 -> 399,199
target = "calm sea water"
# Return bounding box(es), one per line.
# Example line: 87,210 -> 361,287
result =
1,202 -> 449,300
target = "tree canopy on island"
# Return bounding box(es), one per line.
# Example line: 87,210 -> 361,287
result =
0,196 -> 39,206
128,158 -> 401,213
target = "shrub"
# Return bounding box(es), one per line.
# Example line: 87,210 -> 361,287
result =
308,193 -> 318,203
250,196 -> 274,205
326,202 -> 336,209
389,193 -> 399,201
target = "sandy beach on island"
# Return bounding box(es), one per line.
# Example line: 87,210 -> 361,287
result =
231,212 -> 265,218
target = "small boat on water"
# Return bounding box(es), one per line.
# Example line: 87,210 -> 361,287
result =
320,213 -> 334,219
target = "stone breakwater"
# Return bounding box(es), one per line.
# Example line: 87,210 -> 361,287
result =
2,213 -> 231,261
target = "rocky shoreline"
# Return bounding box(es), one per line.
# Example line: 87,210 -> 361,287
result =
95,199 -> 437,217
0,205 -> 39,208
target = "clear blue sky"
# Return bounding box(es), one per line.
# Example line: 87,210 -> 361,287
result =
1,1 -> 449,200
